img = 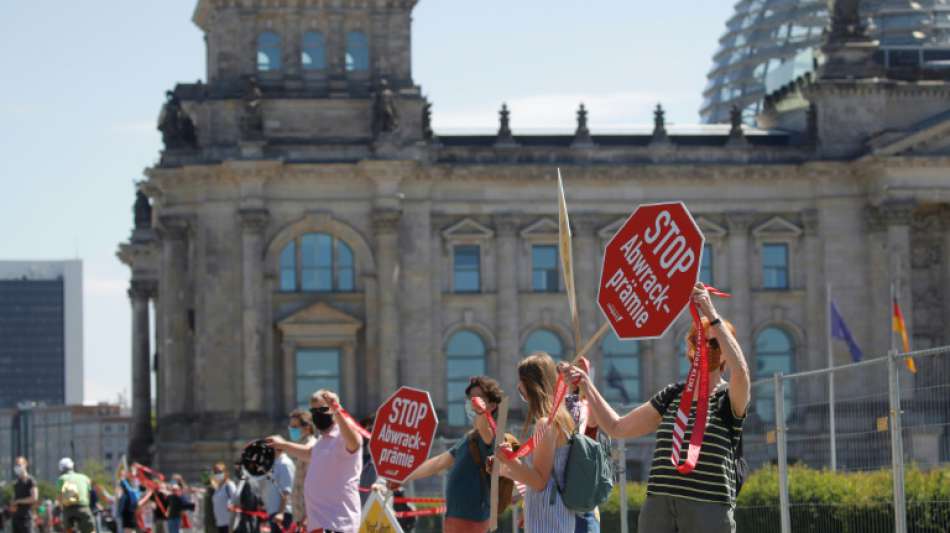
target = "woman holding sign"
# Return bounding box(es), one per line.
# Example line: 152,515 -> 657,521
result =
495,353 -> 576,533
266,390 -> 363,533
562,283 -> 750,533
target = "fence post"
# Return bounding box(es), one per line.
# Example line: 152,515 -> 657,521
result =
888,352 -> 908,533
511,503 -> 518,533
774,373 -> 791,533
618,438 -> 628,533
828,372 -> 837,472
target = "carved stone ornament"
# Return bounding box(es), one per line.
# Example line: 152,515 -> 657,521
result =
158,91 -> 198,149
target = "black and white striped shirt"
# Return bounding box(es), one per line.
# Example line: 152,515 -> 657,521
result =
646,381 -> 744,506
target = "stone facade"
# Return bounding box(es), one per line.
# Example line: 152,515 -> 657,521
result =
119,0 -> 950,477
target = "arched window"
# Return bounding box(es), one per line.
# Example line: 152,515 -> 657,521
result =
345,31 -> 369,72
523,329 -> 564,359
601,332 -> 640,406
754,327 -> 794,422
278,233 -> 355,292
302,31 -> 326,70
257,31 -> 282,72
446,331 -> 486,427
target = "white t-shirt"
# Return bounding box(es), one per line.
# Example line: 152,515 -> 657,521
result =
212,480 -> 236,527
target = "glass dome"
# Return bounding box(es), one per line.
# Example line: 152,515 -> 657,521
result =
701,0 -> 950,124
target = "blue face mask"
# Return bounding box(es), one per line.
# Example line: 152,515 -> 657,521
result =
288,427 -> 302,442
464,401 -> 477,425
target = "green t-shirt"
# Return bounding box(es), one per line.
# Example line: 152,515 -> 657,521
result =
446,433 -> 493,521
57,472 -> 92,507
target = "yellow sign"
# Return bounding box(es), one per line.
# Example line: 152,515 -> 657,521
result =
359,492 -> 403,533
877,416 -> 889,432
557,169 -> 582,349
766,430 -> 776,444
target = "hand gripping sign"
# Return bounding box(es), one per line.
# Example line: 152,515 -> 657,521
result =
370,386 -> 439,484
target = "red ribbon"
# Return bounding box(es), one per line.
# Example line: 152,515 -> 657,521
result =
393,506 -> 446,518
669,284 -> 731,475
392,496 -> 446,505
502,373 -> 569,460
470,397 -> 497,434
331,404 -> 372,439
229,505 -> 270,520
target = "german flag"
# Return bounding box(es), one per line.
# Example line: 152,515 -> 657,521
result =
892,298 -> 917,373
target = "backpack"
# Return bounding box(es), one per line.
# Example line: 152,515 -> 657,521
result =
467,431 -> 520,514
61,479 -> 82,507
658,382 -> 748,496
552,430 -> 614,513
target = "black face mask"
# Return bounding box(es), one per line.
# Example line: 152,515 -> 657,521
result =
310,407 -> 334,431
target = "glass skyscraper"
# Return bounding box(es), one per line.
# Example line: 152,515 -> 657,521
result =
702,0 -> 950,124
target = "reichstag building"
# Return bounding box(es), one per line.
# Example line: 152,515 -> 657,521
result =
119,0 -> 950,478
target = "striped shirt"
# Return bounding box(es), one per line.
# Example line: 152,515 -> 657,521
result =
646,381 -> 744,506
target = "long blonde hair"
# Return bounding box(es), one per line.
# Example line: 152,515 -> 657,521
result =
518,353 -> 575,438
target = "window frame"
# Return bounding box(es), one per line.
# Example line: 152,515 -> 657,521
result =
257,31 -> 282,72
531,244 -> 560,293
522,329 -> 564,359
452,244 -> 482,294
345,31 -> 369,72
278,233 -> 356,293
761,242 -> 789,290
301,30 -> 327,71
294,347 -> 342,408
445,330 -> 487,427
753,326 -> 795,423
601,333 -> 641,407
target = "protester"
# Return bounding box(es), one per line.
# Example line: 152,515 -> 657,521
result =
262,444 -> 294,533
231,463 -> 264,533
210,463 -> 236,533
401,376 -> 503,533
164,475 -> 195,533
56,458 -> 95,533
10,456 -> 38,533
495,354 -> 576,533
286,410 -> 316,529
152,481 -> 169,533
563,283 -> 750,533
562,359 -> 601,533
117,468 -> 141,533
267,390 -> 362,533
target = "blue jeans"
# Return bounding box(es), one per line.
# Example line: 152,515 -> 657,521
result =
575,511 -> 599,533
166,518 -> 181,533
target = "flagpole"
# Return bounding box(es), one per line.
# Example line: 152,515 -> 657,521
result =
825,282 -> 837,471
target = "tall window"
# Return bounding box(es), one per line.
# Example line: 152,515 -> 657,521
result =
446,331 -> 486,427
523,329 -> 563,358
532,245 -> 559,292
278,233 -> 354,292
754,327 -> 794,422
295,348 -> 340,407
345,31 -> 369,72
699,243 -> 714,285
257,31 -> 282,72
602,332 -> 640,406
762,243 -> 788,289
453,245 -> 480,293
302,31 -> 326,70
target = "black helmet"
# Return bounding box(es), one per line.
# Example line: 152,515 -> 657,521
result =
240,440 -> 275,477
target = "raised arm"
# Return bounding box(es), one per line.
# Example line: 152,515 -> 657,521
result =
693,282 -> 750,417
402,451 -> 454,483
562,364 -> 662,439
323,391 -> 362,453
266,435 -> 315,462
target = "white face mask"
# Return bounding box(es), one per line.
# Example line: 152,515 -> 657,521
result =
14,465 -> 24,477
464,401 -> 477,424
213,473 -> 225,482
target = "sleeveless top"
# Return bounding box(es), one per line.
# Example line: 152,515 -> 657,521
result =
523,443 -> 575,533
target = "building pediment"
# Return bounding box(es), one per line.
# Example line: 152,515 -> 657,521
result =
442,217 -> 494,240
520,218 -> 559,238
869,109 -> 950,157
752,216 -> 802,239
695,216 -> 728,239
598,217 -> 628,240
278,302 -> 362,339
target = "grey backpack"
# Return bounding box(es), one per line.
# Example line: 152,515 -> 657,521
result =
552,431 -> 614,513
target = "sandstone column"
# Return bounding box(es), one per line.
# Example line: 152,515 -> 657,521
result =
572,214 -> 600,360
159,215 -> 190,416
725,213 -> 755,363
373,209 -> 401,403
802,209 -> 824,371
128,280 -> 155,464
239,208 -> 269,414
398,203 -> 433,389
494,214 -> 521,395
882,201 -> 915,345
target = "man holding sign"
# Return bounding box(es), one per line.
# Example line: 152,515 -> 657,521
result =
564,201 -> 750,533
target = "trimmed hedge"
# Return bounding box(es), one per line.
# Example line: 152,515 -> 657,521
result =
597,464 -> 950,533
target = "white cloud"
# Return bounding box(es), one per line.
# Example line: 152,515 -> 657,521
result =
433,90 -> 686,132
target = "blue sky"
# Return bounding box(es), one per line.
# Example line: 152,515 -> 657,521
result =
0,1 -> 735,404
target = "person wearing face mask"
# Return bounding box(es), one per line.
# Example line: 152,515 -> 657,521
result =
266,390 -> 362,533
562,283 -> 750,533
286,410 -> 316,530
400,376 -> 503,533
164,475 -> 195,533
210,463 -> 236,533
10,457 -> 38,533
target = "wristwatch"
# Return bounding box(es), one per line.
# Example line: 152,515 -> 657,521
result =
709,317 -> 722,327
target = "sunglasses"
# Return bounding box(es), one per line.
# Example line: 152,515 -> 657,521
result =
689,337 -> 720,350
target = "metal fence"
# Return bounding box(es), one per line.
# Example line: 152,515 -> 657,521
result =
610,345 -> 950,533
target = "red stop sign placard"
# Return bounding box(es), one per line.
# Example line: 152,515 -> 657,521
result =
370,386 -> 438,484
598,202 -> 704,339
